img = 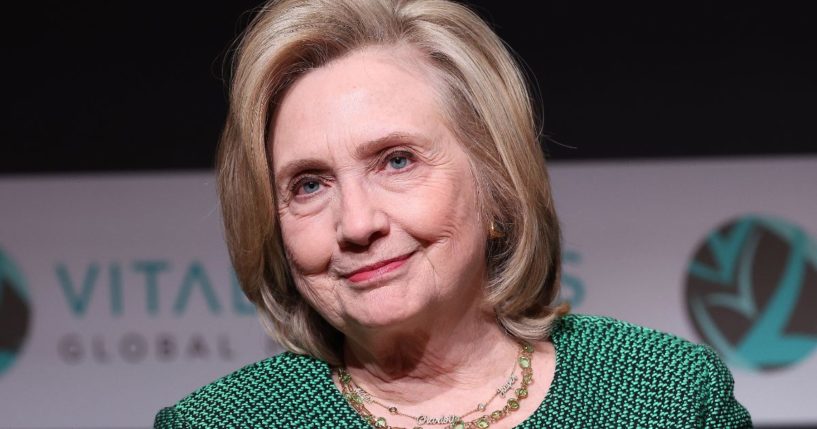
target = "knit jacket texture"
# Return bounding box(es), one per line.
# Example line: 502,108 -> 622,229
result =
154,314 -> 752,428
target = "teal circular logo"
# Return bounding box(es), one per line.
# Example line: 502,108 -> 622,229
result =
685,215 -> 817,371
0,247 -> 31,376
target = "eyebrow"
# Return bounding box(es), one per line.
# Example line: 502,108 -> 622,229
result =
352,131 -> 427,159
274,131 -> 429,185
273,158 -> 329,187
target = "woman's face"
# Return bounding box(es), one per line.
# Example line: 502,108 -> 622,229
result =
271,47 -> 487,334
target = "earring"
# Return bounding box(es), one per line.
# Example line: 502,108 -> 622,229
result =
488,221 -> 505,239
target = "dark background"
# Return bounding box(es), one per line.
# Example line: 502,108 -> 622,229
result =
2,2 -> 815,175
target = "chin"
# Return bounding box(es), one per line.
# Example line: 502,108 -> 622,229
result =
344,291 -> 427,330
352,305 -> 417,329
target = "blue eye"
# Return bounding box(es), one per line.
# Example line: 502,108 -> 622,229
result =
388,155 -> 410,170
300,180 -> 321,194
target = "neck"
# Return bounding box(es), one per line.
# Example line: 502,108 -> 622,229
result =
341,303 -> 519,401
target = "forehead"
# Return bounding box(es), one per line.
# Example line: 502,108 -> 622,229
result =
269,46 -> 451,173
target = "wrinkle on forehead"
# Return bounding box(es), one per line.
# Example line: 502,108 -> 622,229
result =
267,43 -> 452,169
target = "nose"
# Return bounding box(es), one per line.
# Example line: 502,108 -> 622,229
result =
335,179 -> 389,249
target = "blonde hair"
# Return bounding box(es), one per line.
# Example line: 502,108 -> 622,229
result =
218,0 -> 566,365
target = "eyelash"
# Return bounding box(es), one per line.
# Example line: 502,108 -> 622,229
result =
289,175 -> 325,198
287,148 -> 417,199
378,149 -> 416,172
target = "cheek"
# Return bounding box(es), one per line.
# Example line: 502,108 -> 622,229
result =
279,211 -> 336,276
292,274 -> 342,322
394,167 -> 482,246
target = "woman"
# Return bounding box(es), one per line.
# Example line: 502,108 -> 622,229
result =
155,0 -> 751,427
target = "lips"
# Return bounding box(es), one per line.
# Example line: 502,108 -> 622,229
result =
343,253 -> 413,283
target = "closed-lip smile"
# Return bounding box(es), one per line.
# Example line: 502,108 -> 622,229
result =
342,252 -> 414,284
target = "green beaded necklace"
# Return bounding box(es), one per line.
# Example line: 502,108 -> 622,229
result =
338,342 -> 534,429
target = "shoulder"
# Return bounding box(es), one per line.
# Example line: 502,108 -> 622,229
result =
153,353 -> 366,429
552,313 -> 700,356
551,313 -> 723,378
550,314 -> 710,393
176,352 -> 326,406
545,314 -> 752,428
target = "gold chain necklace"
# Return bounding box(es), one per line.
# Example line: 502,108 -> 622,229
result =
350,356 -> 518,424
338,342 -> 534,429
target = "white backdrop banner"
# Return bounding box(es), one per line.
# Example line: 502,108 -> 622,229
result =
0,156 -> 815,427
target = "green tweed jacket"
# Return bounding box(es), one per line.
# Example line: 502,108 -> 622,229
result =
154,315 -> 752,428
